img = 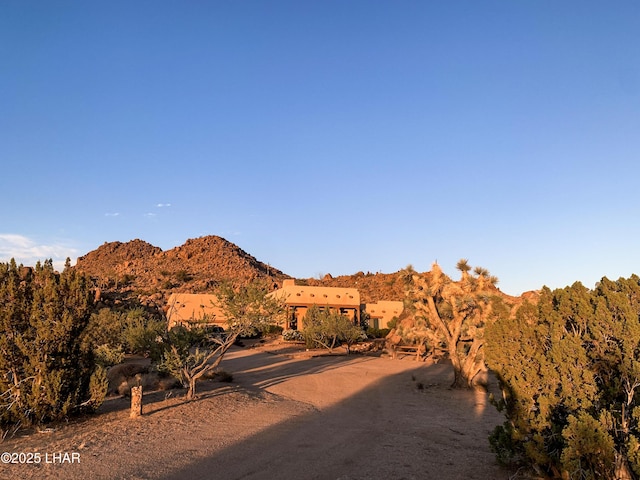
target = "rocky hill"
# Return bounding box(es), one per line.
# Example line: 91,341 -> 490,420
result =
74,235 -> 289,309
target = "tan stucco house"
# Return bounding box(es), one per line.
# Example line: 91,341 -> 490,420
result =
165,293 -> 226,330
365,300 -> 404,329
166,282 -> 402,333
269,279 -> 361,330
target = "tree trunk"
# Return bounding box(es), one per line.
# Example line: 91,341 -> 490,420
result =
450,351 -> 467,388
615,453 -> 635,480
449,350 -> 479,388
130,386 -> 143,418
451,366 -> 469,389
186,378 -> 196,401
448,336 -> 486,389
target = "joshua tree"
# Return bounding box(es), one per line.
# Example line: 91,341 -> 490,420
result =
403,260 -> 505,388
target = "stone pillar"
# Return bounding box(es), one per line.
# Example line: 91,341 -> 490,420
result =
130,386 -> 143,418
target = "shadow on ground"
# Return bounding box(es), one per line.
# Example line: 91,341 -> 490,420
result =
97,345 -> 364,417
150,350 -> 510,480
1,346 -> 512,480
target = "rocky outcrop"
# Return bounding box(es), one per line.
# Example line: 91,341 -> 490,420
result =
74,236 -> 289,308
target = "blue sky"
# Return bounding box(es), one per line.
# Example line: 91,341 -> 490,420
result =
1,1 -> 639,296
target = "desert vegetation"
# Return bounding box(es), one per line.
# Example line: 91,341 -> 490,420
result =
385,262 -> 640,478
301,305 -> 366,353
0,259 -> 106,437
159,280 -> 286,400
392,260 -> 510,388
485,275 -> 640,479
83,306 -> 166,365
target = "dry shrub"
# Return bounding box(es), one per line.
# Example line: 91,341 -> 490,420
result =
157,377 -> 182,391
115,372 -> 169,396
107,364 -> 149,396
202,369 -> 233,383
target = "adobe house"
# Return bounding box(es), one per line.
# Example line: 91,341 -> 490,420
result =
165,293 -> 225,330
365,300 -> 404,329
270,279 -> 361,330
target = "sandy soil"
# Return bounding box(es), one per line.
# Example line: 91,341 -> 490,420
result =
1,341 -> 512,480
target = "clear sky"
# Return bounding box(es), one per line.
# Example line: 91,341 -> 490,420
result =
1,1 -> 639,296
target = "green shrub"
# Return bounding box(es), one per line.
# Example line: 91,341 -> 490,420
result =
302,305 -> 365,353
94,344 -> 125,367
366,327 -> 391,338
87,366 -> 108,411
84,306 -> 166,361
485,276 -> 640,478
0,259 -> 98,430
83,308 -> 124,350
121,308 -> 165,358
261,324 -> 284,335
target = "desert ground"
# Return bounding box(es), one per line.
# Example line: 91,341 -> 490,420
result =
1,341 -> 512,480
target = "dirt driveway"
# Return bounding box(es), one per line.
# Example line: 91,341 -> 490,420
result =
1,344 -> 511,480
